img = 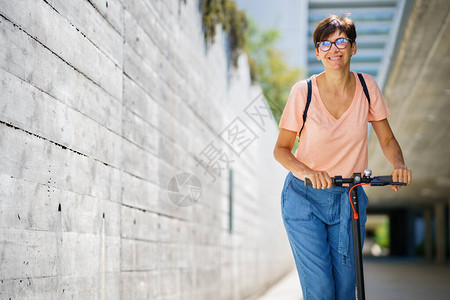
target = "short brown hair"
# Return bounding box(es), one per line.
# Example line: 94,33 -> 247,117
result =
313,15 -> 356,48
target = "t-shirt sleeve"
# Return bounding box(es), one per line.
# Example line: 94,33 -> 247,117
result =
278,81 -> 307,132
365,74 -> 390,122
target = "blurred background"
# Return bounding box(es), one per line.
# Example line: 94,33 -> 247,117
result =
0,0 -> 449,299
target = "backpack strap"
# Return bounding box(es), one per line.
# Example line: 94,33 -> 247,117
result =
298,78 -> 312,141
357,72 -> 371,105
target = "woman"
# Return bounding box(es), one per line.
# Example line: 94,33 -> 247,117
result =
273,15 -> 412,300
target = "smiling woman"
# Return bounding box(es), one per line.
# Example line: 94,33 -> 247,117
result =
273,14 -> 412,300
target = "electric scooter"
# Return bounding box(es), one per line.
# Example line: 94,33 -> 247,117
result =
305,169 -> 406,300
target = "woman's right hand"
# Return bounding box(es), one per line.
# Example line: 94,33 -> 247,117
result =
293,168 -> 332,189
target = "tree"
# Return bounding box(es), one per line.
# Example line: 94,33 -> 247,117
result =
246,20 -> 304,124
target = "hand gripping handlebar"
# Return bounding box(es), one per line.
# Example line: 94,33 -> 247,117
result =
304,169 -> 407,187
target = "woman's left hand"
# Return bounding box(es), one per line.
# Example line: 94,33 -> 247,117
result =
391,165 -> 412,191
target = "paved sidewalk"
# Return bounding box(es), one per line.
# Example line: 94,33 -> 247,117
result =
256,269 -> 302,300
364,257 -> 450,300
256,258 -> 450,300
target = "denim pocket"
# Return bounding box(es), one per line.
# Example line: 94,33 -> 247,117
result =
282,175 -> 312,221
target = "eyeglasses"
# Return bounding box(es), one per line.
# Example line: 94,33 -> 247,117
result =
317,38 -> 352,52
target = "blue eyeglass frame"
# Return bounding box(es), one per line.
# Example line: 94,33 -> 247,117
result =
316,38 -> 352,51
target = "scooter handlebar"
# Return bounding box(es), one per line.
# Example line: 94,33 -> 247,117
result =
304,175 -> 406,187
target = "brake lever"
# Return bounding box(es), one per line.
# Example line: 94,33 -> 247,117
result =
370,176 -> 407,186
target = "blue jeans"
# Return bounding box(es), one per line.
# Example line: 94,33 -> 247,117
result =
281,172 -> 368,300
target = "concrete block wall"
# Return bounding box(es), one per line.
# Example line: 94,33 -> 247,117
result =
0,0 -> 293,299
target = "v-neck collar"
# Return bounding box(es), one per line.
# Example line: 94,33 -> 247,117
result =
312,71 -> 360,122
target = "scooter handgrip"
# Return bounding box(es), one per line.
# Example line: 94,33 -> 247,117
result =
370,176 -> 406,186
305,177 -> 338,187
376,176 -> 406,186
304,178 -> 312,187
377,176 -> 393,182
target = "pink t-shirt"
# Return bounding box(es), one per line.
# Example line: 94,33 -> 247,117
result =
279,71 -> 390,178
